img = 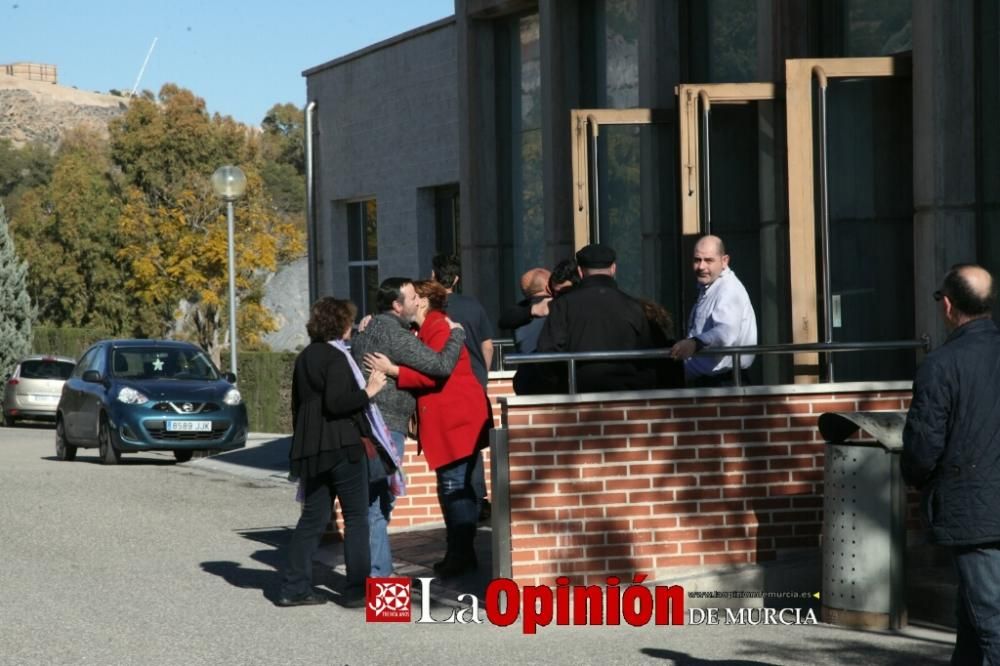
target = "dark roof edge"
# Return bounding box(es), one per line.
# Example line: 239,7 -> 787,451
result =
302,15 -> 456,78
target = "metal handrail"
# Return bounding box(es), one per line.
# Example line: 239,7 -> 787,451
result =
502,337 -> 931,393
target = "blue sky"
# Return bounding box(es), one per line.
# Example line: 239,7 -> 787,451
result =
2,0 -> 455,126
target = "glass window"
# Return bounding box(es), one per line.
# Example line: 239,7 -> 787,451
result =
346,200 -> 378,316
19,360 -> 75,380
498,12 -> 545,312
597,0 -> 640,108
843,0 -> 912,56
435,185 -> 460,257
516,14 -> 544,275
688,0 -> 758,83
111,347 -> 219,380
72,347 -> 100,377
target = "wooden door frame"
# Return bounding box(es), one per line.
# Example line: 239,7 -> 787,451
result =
785,56 -> 910,381
675,83 -> 778,239
569,108 -> 672,250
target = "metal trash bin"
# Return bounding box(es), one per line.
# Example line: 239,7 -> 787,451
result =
817,411 -> 908,630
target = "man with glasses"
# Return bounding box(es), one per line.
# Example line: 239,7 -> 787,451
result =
903,264 -> 1000,665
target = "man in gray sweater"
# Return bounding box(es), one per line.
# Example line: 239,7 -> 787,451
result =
351,277 -> 465,576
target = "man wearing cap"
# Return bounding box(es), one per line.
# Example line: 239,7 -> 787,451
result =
536,243 -> 654,392
669,235 -> 757,387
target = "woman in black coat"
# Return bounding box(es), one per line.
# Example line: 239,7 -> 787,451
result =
277,297 -> 387,607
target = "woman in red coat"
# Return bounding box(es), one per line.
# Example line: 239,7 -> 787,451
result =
367,279 -> 488,577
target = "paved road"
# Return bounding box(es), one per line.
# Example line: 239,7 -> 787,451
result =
0,425 -> 954,666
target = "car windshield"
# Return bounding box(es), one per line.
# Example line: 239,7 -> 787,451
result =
110,347 -> 221,381
20,360 -> 75,380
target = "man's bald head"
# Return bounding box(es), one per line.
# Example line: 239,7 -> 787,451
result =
941,264 -> 995,319
692,235 -> 730,286
694,235 -> 726,257
520,268 -> 551,298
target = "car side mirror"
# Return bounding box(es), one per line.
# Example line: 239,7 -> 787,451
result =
225,372 -> 237,383
82,370 -> 103,383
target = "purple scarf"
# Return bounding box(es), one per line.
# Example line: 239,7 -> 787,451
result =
330,340 -> 406,497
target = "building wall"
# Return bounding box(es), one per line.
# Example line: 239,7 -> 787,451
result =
499,384 -> 916,587
305,19 -> 459,305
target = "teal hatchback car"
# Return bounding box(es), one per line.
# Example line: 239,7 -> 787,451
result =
55,340 -> 248,464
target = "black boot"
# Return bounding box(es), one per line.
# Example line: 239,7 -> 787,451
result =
434,525 -> 477,578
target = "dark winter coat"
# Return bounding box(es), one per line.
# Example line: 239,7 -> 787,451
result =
902,318 -> 1000,545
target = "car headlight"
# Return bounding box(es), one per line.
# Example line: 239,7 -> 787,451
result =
223,388 -> 242,406
117,387 -> 149,404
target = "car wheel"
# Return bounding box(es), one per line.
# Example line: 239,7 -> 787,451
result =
173,450 -> 194,463
98,417 -> 121,465
55,419 -> 77,461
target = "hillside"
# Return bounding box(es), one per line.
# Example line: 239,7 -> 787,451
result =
0,74 -> 127,148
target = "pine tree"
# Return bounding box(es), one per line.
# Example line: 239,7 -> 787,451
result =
0,202 -> 33,377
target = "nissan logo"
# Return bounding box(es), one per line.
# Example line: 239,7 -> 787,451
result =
181,403 -> 194,413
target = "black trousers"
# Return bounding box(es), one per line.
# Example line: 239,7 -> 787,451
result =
281,448 -> 370,599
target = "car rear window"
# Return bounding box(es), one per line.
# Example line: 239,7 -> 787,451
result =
20,360 -> 75,380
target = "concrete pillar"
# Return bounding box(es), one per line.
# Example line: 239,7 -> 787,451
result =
911,0 -> 977,347
638,0 -> 681,313
540,1 -> 581,267
456,0 -> 502,319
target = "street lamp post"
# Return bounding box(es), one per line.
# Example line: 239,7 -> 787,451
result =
211,165 -> 247,380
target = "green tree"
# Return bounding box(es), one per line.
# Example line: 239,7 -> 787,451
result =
9,128 -> 139,332
112,85 -> 304,363
0,202 -> 33,378
260,103 -> 306,235
0,139 -> 56,221
261,102 -> 305,173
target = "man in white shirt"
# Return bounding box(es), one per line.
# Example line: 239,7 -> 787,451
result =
669,235 -> 757,387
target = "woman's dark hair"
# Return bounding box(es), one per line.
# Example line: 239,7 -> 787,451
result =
549,258 -> 581,295
412,279 -> 449,312
638,298 -> 675,342
306,297 -> 357,342
431,254 -> 461,289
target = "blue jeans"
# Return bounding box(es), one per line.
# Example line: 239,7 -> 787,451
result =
368,430 -> 405,576
953,543 -> 1000,665
436,449 -> 484,555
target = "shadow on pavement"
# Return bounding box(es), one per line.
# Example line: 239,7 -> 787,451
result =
204,435 -> 290,470
722,634 -> 952,666
203,523 -> 494,609
640,650 -> 778,665
41,455 -> 176,466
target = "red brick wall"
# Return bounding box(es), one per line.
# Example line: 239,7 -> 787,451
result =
336,377 -> 510,530
501,387 -> 912,586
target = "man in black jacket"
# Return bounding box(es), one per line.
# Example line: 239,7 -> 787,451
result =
536,243 -> 654,392
902,264 -> 1000,665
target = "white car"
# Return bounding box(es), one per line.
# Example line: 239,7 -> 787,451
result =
3,355 -> 76,426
